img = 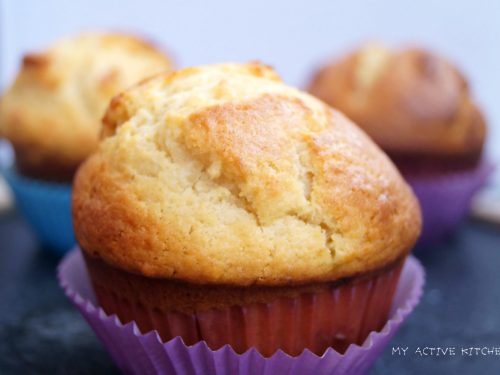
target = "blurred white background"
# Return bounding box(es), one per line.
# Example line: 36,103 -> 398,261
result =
1,0 -> 499,182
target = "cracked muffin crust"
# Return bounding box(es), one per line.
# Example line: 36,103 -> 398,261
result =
73,62 -> 421,286
0,32 -> 173,181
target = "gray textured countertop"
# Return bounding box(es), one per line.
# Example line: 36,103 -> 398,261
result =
0,211 -> 499,375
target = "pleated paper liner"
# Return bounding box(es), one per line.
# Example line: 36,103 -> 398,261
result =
397,159 -> 494,247
1,167 -> 75,253
87,257 -> 403,357
59,249 -> 424,375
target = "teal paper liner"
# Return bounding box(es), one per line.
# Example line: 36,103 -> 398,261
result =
2,168 -> 75,254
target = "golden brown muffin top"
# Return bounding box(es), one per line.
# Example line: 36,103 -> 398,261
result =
0,32 -> 173,176
308,43 -> 486,159
73,63 -> 421,286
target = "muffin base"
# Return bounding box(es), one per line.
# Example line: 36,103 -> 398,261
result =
84,252 -> 405,356
15,151 -> 78,183
60,249 -> 424,374
388,152 -> 482,177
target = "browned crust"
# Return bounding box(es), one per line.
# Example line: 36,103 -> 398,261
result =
22,53 -> 51,69
308,46 -> 486,158
84,251 -> 406,313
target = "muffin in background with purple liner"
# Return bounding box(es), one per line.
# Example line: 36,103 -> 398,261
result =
308,43 -> 492,246
0,32 -> 173,253
71,62 -> 422,362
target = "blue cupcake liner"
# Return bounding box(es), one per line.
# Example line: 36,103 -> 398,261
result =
1,168 -> 75,254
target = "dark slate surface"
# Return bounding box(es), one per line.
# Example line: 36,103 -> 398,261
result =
0,210 -> 499,375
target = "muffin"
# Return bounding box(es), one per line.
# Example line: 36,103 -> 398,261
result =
73,63 -> 421,356
0,32 -> 173,252
0,32 -> 173,181
308,43 -> 491,244
308,43 -> 486,165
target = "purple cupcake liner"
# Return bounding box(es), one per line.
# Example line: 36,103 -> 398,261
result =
58,250 -> 424,375
403,160 -> 495,247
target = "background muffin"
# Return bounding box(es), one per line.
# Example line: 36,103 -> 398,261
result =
308,43 -> 486,167
0,32 -> 173,181
73,63 -> 421,356
0,32 -> 173,252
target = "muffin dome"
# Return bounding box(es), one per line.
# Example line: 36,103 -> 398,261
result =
308,44 -> 486,159
0,33 -> 172,180
73,63 -> 421,285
